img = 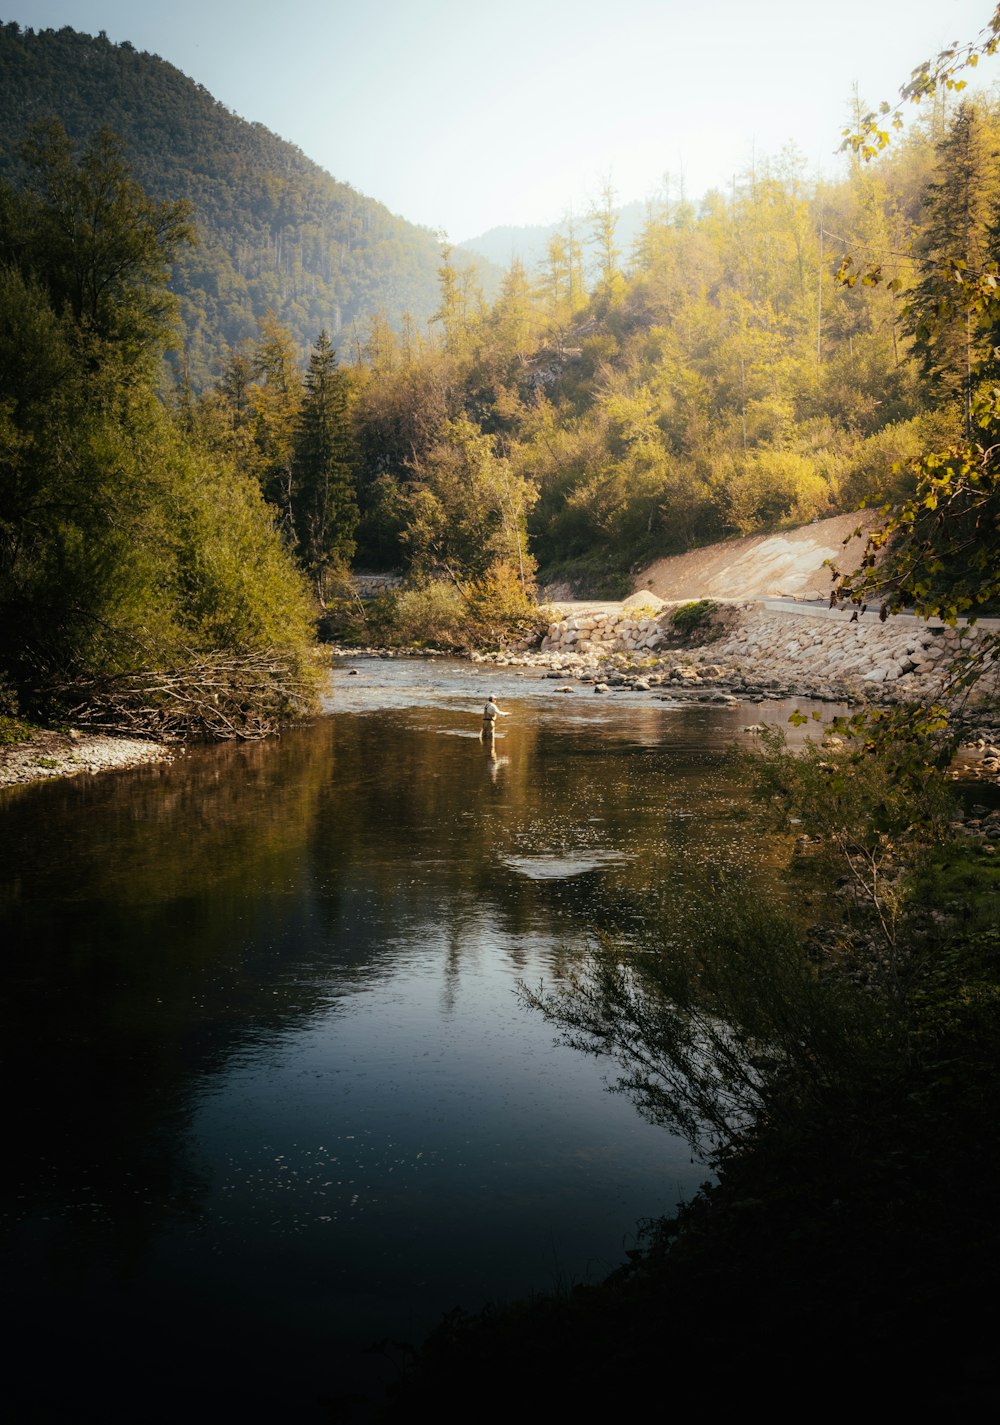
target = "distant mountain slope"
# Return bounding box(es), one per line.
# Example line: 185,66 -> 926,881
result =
0,21 -> 489,384
459,200 -> 650,277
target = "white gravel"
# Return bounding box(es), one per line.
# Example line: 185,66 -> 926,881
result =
0,731 -> 173,788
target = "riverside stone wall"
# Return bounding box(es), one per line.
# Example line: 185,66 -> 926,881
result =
708,603 -> 1000,706
540,606 -> 666,657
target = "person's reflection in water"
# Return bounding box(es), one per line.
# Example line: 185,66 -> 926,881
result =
481,728 -> 509,784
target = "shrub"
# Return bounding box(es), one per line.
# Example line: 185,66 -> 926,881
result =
466,560 -> 546,648
364,581 -> 469,649
668,599 -> 722,641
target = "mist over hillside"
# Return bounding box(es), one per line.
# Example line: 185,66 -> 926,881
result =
458,200 -> 649,277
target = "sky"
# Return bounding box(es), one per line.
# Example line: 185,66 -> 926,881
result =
4,1 -> 999,240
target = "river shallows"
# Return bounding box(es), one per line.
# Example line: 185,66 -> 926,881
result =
1,658 -> 802,1422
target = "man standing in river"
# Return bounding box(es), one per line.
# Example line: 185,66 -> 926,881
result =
482,695 -> 507,740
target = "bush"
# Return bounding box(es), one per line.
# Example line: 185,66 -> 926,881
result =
720,450 -> 832,534
465,559 -> 546,648
364,581 -> 469,649
668,599 -> 722,641
339,562 -> 545,652
835,411 -> 957,509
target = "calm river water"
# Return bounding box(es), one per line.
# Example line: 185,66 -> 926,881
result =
1,657 -> 806,1422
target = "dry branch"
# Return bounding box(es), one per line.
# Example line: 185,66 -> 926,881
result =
51,648 -> 317,741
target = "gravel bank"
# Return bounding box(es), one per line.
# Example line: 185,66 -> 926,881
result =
526,599 -> 1000,709
0,730 -> 174,789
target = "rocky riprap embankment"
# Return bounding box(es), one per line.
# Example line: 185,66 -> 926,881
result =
490,599 -> 998,699
0,729 -> 173,789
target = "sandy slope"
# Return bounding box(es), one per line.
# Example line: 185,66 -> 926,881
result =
635,511 -> 877,602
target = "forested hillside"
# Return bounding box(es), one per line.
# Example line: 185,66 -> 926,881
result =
0,21 -> 488,385
3,16 -> 999,659
180,83 -> 1000,644
335,92 -> 1000,601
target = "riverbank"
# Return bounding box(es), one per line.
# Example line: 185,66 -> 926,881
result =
0,727 -> 174,789
472,597 -> 1000,774
523,597 -> 1000,707
12,590 -> 999,792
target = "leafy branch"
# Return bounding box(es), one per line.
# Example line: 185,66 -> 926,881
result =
841,5 -> 1000,160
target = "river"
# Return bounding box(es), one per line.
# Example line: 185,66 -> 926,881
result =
0,656 -> 807,1422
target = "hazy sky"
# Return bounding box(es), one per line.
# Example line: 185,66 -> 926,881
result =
4,1 -> 998,239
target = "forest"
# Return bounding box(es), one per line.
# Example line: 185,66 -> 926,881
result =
0,22 -> 484,386
190,77 -> 1000,640
3,18 -> 997,641
4,15 -> 1000,725
0,117 -> 319,737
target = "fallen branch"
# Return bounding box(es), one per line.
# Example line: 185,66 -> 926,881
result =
50,648 -> 318,741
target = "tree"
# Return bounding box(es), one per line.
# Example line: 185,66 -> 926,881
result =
588,179 -> 623,297
432,243 -> 483,354
249,313 -> 303,540
907,102 -> 1000,433
543,214 -> 586,314
405,417 -> 537,589
835,30 -> 1000,710
7,118 -> 193,368
292,331 -> 359,598
490,258 -> 535,363
0,127 -> 316,731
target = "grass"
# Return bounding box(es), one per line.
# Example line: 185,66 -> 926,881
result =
0,715 -> 40,746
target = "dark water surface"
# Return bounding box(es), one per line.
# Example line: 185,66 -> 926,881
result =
1,658 -> 804,1422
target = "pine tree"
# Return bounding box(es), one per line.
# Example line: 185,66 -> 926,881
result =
250,313 -> 303,539
589,180 -> 622,297
8,118 -> 192,377
908,102 -> 1000,434
292,331 -> 358,598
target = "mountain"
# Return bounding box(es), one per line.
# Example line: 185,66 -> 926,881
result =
0,20 -> 492,385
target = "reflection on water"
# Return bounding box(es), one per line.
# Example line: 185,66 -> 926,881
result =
0,658 -> 805,1423
502,852 -> 632,879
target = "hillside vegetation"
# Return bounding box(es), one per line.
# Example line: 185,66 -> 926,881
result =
5,22 -> 999,628
320,92 -> 999,621
0,21 -> 489,386
4,20 -> 999,691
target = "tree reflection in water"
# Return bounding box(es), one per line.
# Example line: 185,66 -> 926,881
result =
0,658 -> 798,1422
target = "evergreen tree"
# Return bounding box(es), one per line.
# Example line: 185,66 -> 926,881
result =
908,102 -> 1000,433
292,331 -> 358,598
589,180 -> 623,297
12,118 -> 192,371
250,314 -> 303,539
